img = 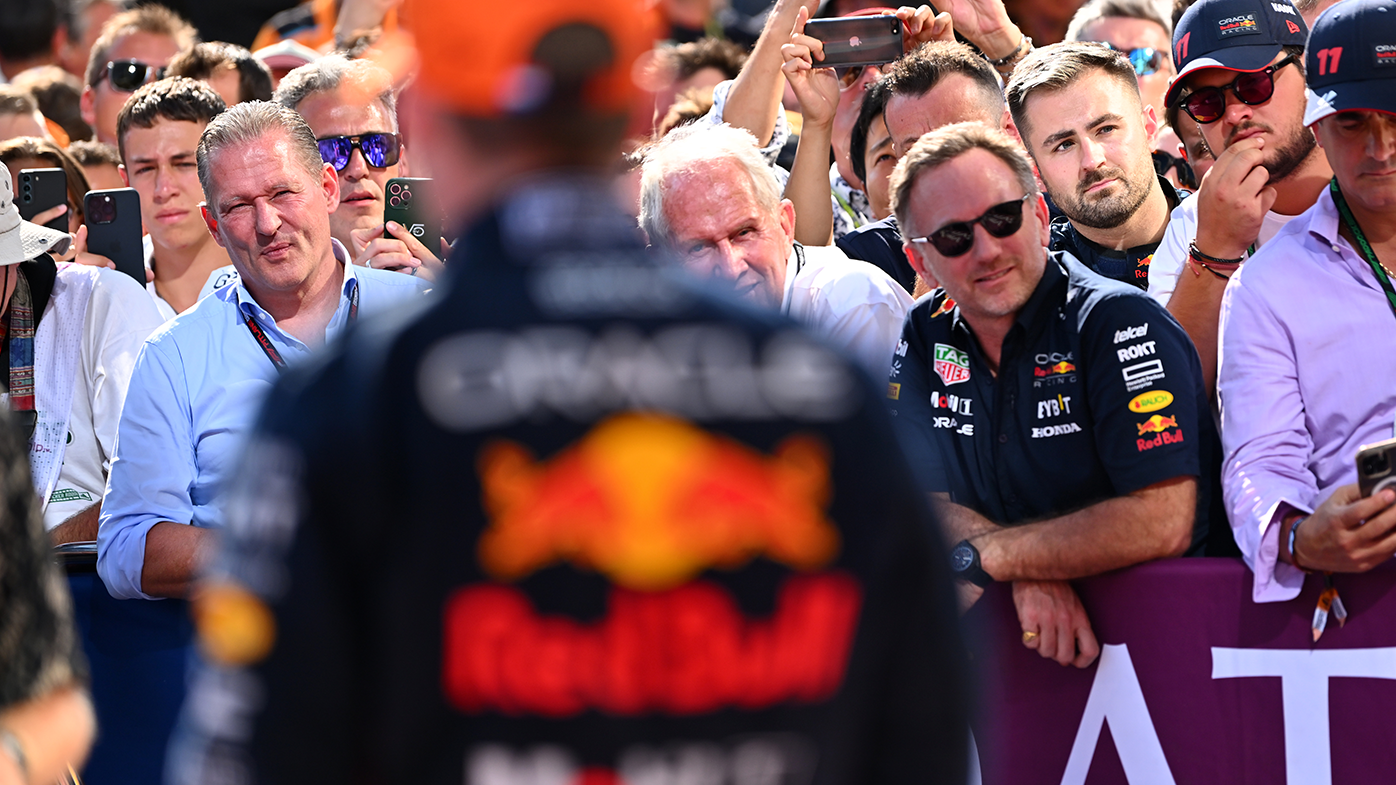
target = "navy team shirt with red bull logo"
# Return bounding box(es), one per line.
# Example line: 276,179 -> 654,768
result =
887,253 -> 1225,552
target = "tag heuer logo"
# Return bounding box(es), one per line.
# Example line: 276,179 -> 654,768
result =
933,343 -> 971,385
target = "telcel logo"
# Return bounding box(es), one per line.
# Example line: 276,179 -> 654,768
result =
1129,390 -> 1174,413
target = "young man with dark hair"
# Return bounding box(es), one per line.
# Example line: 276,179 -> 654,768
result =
1149,0 -> 1329,391
80,5 -> 197,145
165,0 -> 971,780
116,77 -> 232,318
1007,41 -> 1181,289
166,41 -> 273,106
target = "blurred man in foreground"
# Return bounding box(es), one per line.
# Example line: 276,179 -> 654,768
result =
166,0 -> 971,781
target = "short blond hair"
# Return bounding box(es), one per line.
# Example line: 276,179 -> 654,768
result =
890,121 -> 1038,232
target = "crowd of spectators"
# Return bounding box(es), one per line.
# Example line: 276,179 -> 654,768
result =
0,0 -> 1391,780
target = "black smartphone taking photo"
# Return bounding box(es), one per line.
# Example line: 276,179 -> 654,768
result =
383,177 -> 441,261
804,15 -> 904,70
84,188 -> 146,285
18,168 -> 68,233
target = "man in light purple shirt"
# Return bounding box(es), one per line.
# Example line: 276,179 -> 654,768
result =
1218,0 -> 1396,604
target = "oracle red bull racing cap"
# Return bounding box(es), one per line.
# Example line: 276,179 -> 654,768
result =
1303,0 -> 1396,125
1165,0 -> 1308,108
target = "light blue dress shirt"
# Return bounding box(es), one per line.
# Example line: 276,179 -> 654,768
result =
98,249 -> 428,599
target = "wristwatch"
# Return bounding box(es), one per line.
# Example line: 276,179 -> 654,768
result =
950,540 -> 993,587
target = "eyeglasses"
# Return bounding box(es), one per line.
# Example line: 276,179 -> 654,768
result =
315,133 -> 402,171
103,60 -> 165,92
908,195 -> 1031,257
1176,55 -> 1298,124
1096,43 -> 1168,76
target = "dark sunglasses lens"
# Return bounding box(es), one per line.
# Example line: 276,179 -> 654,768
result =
359,134 -> 399,167
109,61 -> 145,91
1234,70 -> 1276,104
317,137 -> 351,170
930,224 -> 975,257
981,201 -> 1025,237
1184,88 -> 1225,123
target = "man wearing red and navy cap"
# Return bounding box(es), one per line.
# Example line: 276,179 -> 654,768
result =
1218,0 -> 1396,607
165,0 -> 974,782
1148,0 -> 1331,393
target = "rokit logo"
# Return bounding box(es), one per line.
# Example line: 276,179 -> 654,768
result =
1117,341 -> 1157,363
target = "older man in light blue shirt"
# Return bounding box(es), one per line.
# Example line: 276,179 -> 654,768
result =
99,102 -> 428,601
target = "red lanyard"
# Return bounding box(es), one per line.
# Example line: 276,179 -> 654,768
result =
243,279 -> 359,373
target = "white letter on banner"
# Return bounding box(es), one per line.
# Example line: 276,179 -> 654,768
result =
1060,643 -> 1177,785
1211,647 -> 1396,785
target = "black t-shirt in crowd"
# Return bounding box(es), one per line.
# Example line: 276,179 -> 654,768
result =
167,175 -> 971,785
1048,175 -> 1182,291
886,253 -> 1222,553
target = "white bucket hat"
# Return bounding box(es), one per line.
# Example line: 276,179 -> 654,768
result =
0,165 -> 71,266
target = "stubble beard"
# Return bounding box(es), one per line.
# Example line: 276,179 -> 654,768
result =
1058,164 -> 1153,231
1262,123 -> 1318,185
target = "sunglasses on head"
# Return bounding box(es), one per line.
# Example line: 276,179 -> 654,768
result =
1176,55 -> 1298,124
316,133 -> 402,171
104,60 -> 165,92
909,195 -> 1031,257
1096,43 -> 1168,76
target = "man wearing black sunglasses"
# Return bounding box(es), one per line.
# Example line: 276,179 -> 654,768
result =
79,5 -> 195,145
1149,0 -> 1331,392
887,121 -> 1223,668
276,55 -> 444,280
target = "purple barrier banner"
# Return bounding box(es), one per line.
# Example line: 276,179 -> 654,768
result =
968,558 -> 1396,785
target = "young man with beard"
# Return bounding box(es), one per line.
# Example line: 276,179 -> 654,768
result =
1008,42 -> 1181,290
1217,0 -> 1396,610
1150,0 -> 1331,390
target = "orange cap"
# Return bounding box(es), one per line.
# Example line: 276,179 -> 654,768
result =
404,0 -> 658,118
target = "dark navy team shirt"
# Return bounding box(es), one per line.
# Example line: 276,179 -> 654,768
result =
1048,175 -> 1181,291
886,252 -> 1220,554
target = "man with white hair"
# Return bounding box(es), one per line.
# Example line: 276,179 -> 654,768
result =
639,123 -> 912,376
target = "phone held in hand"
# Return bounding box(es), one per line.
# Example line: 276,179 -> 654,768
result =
804,15 -> 904,70
84,188 -> 146,285
383,177 -> 441,260
1357,437 -> 1396,499
18,168 -> 68,232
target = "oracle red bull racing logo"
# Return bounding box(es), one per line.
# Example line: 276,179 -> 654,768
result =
443,413 -> 863,718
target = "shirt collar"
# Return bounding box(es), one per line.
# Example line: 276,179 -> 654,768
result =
780,242 -> 805,315
1012,254 -> 1068,339
234,237 -> 357,324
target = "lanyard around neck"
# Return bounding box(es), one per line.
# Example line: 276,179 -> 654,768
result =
1330,178 -> 1396,321
243,279 -> 360,373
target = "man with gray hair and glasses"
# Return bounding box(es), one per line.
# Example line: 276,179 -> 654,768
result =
276,54 -> 444,279
639,122 -> 911,377
886,120 -> 1221,668
98,101 -> 428,601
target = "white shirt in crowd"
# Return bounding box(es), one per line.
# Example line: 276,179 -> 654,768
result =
1146,194 -> 1295,307
782,242 -> 913,378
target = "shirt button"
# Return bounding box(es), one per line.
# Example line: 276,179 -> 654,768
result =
998,434 -> 1009,444
1332,244 -> 1340,254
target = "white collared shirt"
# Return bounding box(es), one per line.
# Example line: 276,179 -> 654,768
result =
781,242 -> 914,378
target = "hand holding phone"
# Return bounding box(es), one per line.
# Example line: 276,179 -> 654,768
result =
1358,438 -> 1396,499
84,188 -> 146,284
803,15 -> 904,71
18,168 -> 68,233
383,177 -> 441,256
